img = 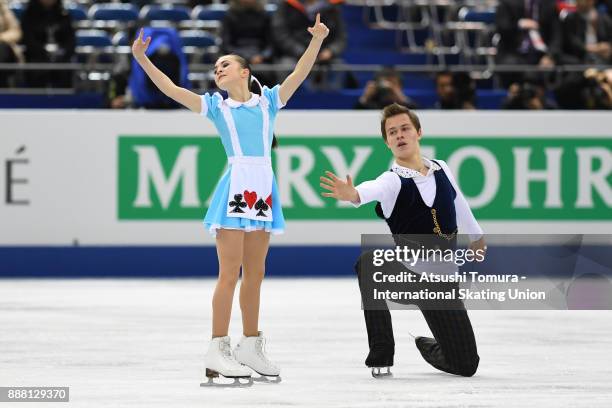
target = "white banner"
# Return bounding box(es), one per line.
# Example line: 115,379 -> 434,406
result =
1,110 -> 611,245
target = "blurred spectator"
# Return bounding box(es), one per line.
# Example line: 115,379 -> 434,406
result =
221,0 -> 275,86
21,0 -> 75,88
272,0 -> 347,89
110,27 -> 190,109
502,79 -> 557,109
555,68 -> 612,109
560,0 -> 612,64
495,0 -> 561,86
0,0 -> 24,87
598,0 -> 612,19
434,71 -> 477,110
188,0 -> 214,8
354,67 -> 418,110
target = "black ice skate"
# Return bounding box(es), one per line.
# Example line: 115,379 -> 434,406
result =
366,347 -> 394,379
415,336 -> 447,373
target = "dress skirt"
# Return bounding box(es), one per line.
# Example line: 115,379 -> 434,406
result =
203,167 -> 286,236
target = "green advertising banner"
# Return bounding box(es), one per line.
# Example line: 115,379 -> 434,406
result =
118,136 -> 611,220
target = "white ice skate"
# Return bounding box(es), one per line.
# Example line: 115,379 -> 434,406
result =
200,336 -> 253,388
234,331 -> 281,383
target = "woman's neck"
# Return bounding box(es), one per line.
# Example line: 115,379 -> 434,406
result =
227,84 -> 252,102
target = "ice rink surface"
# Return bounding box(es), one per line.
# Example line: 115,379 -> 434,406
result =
1,278 -> 611,408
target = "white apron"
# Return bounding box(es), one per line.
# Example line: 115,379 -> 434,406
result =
226,156 -> 274,221
221,94 -> 274,222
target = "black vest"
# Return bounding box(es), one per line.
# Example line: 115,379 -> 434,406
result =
375,161 -> 458,236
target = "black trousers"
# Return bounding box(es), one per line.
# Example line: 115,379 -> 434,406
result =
356,251 -> 480,377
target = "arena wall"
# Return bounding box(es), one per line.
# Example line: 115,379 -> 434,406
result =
1,110 -> 610,276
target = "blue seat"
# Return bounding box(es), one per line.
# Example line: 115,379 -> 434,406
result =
88,4 -> 139,22
192,4 -> 228,21
76,30 -> 112,47
264,4 -> 277,15
459,9 -> 496,25
179,30 -> 217,47
66,4 -> 88,21
112,31 -> 129,47
140,5 -> 191,22
9,3 -> 24,20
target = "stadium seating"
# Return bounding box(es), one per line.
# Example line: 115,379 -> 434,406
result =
140,5 -> 191,24
192,4 -> 228,22
88,3 -> 139,29
66,3 -> 88,24
2,1 -> 550,109
179,29 -> 219,63
76,29 -> 113,48
8,3 -> 24,20
75,29 -> 114,64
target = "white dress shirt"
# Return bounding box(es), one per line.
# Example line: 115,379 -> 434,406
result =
352,158 -> 484,242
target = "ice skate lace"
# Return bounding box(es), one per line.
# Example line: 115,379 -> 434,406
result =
256,338 -> 275,367
220,340 -> 240,366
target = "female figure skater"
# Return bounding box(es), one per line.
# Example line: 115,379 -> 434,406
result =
131,15 -> 330,384
320,103 -> 485,378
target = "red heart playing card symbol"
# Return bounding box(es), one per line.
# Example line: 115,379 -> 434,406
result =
265,195 -> 272,208
244,190 -> 257,209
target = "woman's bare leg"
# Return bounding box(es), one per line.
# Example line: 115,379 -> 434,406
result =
240,230 -> 270,337
212,229 -> 245,337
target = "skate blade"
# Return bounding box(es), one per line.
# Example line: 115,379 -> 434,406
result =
371,367 -> 393,379
252,375 -> 282,384
200,369 -> 254,388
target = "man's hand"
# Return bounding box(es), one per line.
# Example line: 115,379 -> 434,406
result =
469,237 -> 487,260
518,18 -> 539,30
538,55 -> 555,67
250,55 -> 264,65
318,48 -> 333,62
359,81 -> 377,104
596,42 -> 611,59
320,171 -> 359,202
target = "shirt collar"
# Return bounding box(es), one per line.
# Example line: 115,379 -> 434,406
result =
225,93 -> 260,108
391,157 -> 441,179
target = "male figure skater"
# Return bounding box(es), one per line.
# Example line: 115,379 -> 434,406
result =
320,103 -> 485,377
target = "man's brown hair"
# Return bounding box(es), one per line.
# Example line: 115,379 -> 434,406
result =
380,103 -> 421,141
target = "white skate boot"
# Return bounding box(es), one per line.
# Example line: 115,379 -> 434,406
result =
234,331 -> 281,383
200,336 -> 253,387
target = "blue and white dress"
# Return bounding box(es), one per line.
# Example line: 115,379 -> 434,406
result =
200,85 -> 286,236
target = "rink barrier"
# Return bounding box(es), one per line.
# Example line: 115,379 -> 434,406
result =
0,245 -> 608,278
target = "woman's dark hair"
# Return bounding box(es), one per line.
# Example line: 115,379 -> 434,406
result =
227,54 -> 278,148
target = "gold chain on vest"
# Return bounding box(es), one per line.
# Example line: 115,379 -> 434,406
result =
431,208 -> 457,240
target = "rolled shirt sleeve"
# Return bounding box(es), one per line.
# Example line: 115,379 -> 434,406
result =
353,171 -> 401,219
438,160 -> 484,242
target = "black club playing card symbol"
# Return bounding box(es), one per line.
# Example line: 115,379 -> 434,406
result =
229,194 -> 247,213
254,198 -> 269,217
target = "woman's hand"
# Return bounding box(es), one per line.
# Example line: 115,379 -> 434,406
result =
307,13 -> 330,41
320,171 -> 359,202
132,28 -> 151,62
